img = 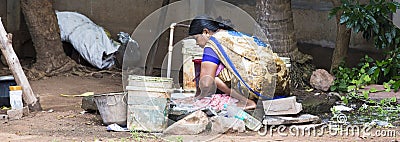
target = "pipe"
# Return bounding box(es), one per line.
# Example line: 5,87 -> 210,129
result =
167,23 -> 176,78
167,23 -> 190,78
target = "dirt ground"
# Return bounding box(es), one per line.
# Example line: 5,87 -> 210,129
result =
0,74 -> 399,142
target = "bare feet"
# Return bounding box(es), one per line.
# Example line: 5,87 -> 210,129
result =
236,99 -> 256,110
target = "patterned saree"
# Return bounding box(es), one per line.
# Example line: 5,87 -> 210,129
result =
206,30 -> 289,100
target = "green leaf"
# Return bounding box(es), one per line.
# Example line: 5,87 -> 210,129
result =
340,16 -> 350,24
330,85 -> 337,91
363,75 -> 371,82
390,97 -> 397,103
341,96 -> 349,104
347,85 -> 356,92
383,68 -> 390,76
388,3 -> 397,13
370,87 -> 378,93
354,24 -> 361,33
360,68 -> 366,73
363,91 -> 369,99
384,82 -> 391,92
393,80 -> 400,92
368,66 -> 378,75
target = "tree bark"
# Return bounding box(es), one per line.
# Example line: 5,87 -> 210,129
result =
330,0 -> 351,73
256,0 -> 297,58
21,0 -> 75,79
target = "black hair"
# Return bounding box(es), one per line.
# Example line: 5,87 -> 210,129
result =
188,15 -> 234,35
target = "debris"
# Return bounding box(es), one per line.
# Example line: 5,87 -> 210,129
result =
332,105 -> 353,112
210,116 -> 245,134
80,111 -> 87,115
263,114 -> 320,125
48,109 -> 54,113
7,108 -> 23,120
22,106 -> 29,116
310,69 -> 334,91
106,123 -> 129,132
164,110 -> 209,135
263,96 -> 302,115
0,114 -> 8,120
365,120 -> 395,128
60,92 -> 94,97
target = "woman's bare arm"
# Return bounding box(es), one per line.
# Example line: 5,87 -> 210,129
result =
196,61 -> 218,99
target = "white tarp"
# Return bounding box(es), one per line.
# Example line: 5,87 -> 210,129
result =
56,11 -> 119,69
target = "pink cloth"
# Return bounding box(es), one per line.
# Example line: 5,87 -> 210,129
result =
194,94 -> 238,111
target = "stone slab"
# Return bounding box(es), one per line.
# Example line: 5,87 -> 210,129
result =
210,116 -> 245,134
263,114 -> 320,125
7,109 -> 23,120
263,96 -> 302,115
164,110 -> 209,135
361,84 -> 400,103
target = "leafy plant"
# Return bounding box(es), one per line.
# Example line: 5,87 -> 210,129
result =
329,0 -> 400,49
329,0 -> 400,124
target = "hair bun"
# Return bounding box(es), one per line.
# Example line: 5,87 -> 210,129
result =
215,16 -> 235,29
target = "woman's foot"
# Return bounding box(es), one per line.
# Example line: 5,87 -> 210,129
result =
236,99 -> 256,110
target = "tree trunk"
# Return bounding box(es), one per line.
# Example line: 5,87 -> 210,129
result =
21,0 -> 75,79
330,0 -> 351,73
256,0 -> 297,58
256,0 -> 315,90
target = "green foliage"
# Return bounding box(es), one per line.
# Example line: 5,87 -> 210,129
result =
329,0 -> 400,123
329,0 -> 400,49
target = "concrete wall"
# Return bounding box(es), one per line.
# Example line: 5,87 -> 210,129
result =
0,0 -> 378,69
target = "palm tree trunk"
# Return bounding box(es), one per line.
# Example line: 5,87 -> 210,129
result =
256,0 -> 297,58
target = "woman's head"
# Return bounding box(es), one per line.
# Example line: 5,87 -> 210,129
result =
189,15 -> 234,47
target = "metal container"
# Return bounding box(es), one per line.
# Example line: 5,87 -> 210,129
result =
93,92 -> 127,126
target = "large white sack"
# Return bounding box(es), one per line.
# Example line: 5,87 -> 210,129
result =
56,11 -> 119,69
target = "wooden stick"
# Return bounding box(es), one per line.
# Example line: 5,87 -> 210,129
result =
0,17 -> 38,107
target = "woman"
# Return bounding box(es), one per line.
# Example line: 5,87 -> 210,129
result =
189,15 -> 289,110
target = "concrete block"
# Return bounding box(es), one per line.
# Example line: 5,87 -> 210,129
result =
263,114 -> 320,125
164,110 -> 208,135
7,109 -> 23,120
210,116 -> 245,134
263,96 -> 302,115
